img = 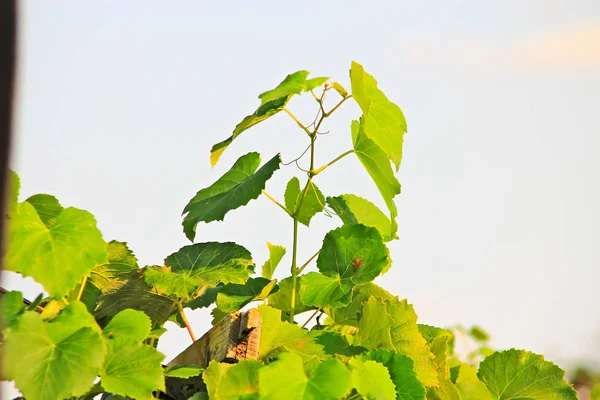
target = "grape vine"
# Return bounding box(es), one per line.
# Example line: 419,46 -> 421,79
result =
0,61 -> 579,400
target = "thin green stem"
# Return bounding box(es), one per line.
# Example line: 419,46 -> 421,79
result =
297,250 -> 319,274
325,94 -> 352,117
283,108 -> 312,136
76,275 -> 88,302
262,190 -> 291,216
312,149 -> 354,176
289,218 -> 299,321
178,302 -> 196,342
301,308 -> 320,329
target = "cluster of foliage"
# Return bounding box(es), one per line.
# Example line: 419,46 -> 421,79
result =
1,62 -> 580,400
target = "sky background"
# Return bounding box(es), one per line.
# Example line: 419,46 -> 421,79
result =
3,0 -> 600,396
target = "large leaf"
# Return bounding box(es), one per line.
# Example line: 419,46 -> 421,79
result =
0,290 -> 25,330
2,302 -> 105,400
356,296 -> 438,387
284,177 -> 326,226
210,71 -> 328,166
426,335 -> 460,400
326,282 -> 395,326
259,352 -> 351,400
4,197 -> 106,298
349,358 -> 396,400
144,242 -> 253,300
203,360 -> 262,400
103,309 -> 152,341
327,194 -> 397,241
261,242 -> 286,280
89,240 -> 139,293
477,349 -> 578,399
183,152 -> 281,241
350,61 -> 407,169
454,363 -> 492,400
352,119 -> 400,231
299,224 -> 390,308
361,349 -> 426,400
95,274 -> 178,326
215,277 -> 277,312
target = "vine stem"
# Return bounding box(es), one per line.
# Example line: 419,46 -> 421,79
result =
262,190 -> 291,216
312,149 -> 354,176
283,108 -> 312,136
76,275 -> 88,302
297,250 -> 319,274
325,95 -> 352,117
178,302 -> 197,342
301,308 -> 320,329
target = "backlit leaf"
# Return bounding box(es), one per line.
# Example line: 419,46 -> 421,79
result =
285,177 -> 326,226
350,61 -> 407,169
454,363 -> 492,400
259,352 -> 351,400
89,240 -> 139,293
361,349 -> 426,400
327,194 -> 397,241
164,364 -> 203,378
4,198 -> 106,298
216,277 -> 277,312
349,358 -> 396,400
103,309 -> 152,341
352,119 -> 400,233
300,224 -> 390,308
332,82 -> 349,98
477,349 -> 578,399
183,152 -> 281,240
0,291 -> 25,330
356,296 -> 438,387
268,276 -> 314,317
426,335 -> 460,400
2,302 -> 105,400
204,360 -> 262,400
261,242 -> 286,280
326,282 -> 396,326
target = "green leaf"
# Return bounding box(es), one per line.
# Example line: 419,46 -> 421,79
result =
349,358 -> 396,400
468,325 -> 490,342
2,302 -> 105,400
361,349 -> 426,400
356,296 -> 438,387
309,330 -> 366,358
326,282 -> 395,326
144,242 -> 253,300
148,327 -> 168,339
300,224 -> 390,308
268,276 -> 314,316
184,285 -> 223,310
95,274 -> 177,326
6,169 -> 20,212
164,364 -> 204,378
477,349 -> 578,399
204,360 -> 262,400
103,309 -> 152,341
261,242 -> 286,279
259,352 -> 351,400
350,61 -> 407,169
211,307 -> 230,326
89,240 -> 139,293
591,384 -> 600,400
454,363 -> 493,400
215,277 -> 277,312
183,152 -> 281,240
426,335 -> 460,400
101,337 -> 165,399
327,194 -> 397,241
418,324 -> 455,355
352,119 -> 400,231
0,290 -> 25,330
210,71 -> 327,166
5,199 -> 106,298
332,82 -> 349,98
284,177 -> 326,226
25,194 -> 63,227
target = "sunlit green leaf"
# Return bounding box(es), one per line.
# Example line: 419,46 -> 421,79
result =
164,364 -> 204,378
454,363 -> 492,400
361,349 -> 426,400
352,119 -> 400,233
5,198 -> 106,298
426,335 -> 460,400
103,309 -> 152,341
0,291 -> 25,330
89,240 -> 139,293
210,71 -> 327,166
349,358 -> 396,400
204,360 -> 262,400
268,276 -> 314,317
261,242 -> 286,280
183,152 -> 281,240
332,82 -> 348,98
477,349 -> 578,399
184,285 -> 223,310
260,352 -> 351,400
216,277 -> 277,312
419,324 -> 455,355
144,242 -> 253,301
327,194 -> 396,241
309,330 -> 366,358
6,169 -> 20,213
285,177 -> 326,226
326,282 -> 395,326
356,296 -> 438,387
300,224 -> 390,308
350,61 -> 407,169
2,302 -> 105,400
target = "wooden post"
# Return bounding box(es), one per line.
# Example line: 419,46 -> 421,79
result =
168,308 -> 261,367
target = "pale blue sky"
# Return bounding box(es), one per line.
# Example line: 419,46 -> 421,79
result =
3,1 -> 600,395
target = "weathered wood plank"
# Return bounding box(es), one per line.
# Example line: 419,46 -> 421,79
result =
168,308 -> 261,368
